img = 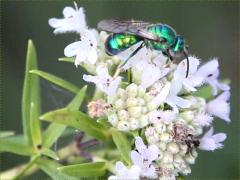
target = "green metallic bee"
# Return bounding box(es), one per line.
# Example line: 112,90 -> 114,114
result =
98,19 -> 190,77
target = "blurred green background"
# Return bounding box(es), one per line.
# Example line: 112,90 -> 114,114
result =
1,1 -> 239,179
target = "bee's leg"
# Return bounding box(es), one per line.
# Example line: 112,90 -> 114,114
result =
183,50 -> 190,78
163,50 -> 174,67
120,41 -> 145,68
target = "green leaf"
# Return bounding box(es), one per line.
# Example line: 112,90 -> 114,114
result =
0,131 -> 15,138
30,70 -> 79,94
30,102 -> 42,149
193,85 -> 212,100
42,123 -> 66,148
22,40 -> 41,146
97,117 -> 111,128
41,148 -> 59,160
0,138 -> 33,156
37,158 -> 78,180
40,109 -> 109,141
58,162 -> 106,178
58,57 -> 75,63
111,129 -> 132,165
42,86 -> 87,148
67,85 -> 87,110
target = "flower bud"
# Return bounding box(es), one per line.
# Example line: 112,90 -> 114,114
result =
117,121 -> 130,131
128,106 -> 142,118
147,102 -> 157,112
114,99 -> 125,110
155,123 -> 166,133
185,154 -> 196,164
117,88 -> 127,99
167,142 -> 179,154
126,83 -> 138,97
140,115 -> 149,127
160,133 -> 171,143
117,110 -> 129,121
158,142 -> 167,151
129,118 -> 139,130
180,111 -> 194,122
126,98 -> 138,107
138,86 -> 145,97
162,152 -> 173,163
108,113 -> 118,126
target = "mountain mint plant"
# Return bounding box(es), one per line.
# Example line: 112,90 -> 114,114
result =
0,3 -> 231,180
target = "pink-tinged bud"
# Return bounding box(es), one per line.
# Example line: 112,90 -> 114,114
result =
87,99 -> 110,118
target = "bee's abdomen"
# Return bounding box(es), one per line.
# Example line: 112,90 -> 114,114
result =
105,33 -> 141,55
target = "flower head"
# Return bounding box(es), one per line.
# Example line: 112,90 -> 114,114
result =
199,127 -> 227,151
48,2 -> 87,34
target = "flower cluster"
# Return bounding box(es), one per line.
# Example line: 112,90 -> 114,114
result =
49,3 -> 230,180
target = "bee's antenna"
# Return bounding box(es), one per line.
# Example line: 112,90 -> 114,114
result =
183,50 -> 189,78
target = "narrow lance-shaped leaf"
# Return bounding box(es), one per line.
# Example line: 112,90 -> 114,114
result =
58,162 -> 106,178
41,148 -> 59,160
0,138 -> 33,156
30,102 -> 42,149
37,158 -> 78,180
58,57 -> 75,63
30,70 -> 79,94
40,109 -> 109,141
0,131 -> 14,138
22,40 -> 41,146
43,86 -> 87,148
111,129 -> 132,165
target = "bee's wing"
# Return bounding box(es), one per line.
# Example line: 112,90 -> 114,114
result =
98,19 -> 161,41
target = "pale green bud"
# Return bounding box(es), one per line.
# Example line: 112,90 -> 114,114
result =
108,113 -> 118,126
126,83 -> 138,97
144,93 -> 152,102
128,106 -> 142,118
137,97 -> 145,106
185,154 -> 195,164
141,107 -> 148,114
126,98 -> 138,107
129,118 -> 139,130
160,133 -> 172,143
114,99 -> 125,110
182,165 -> 191,175
138,86 -> 146,97
162,152 -> 173,163
117,89 -> 127,99
117,121 -> 130,131
167,142 -> 179,154
158,142 -> 167,151
155,123 -> 166,133
117,110 -> 129,121
180,111 -> 194,122
147,102 -> 157,111
139,115 -> 149,127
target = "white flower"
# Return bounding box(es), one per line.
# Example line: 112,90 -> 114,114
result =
199,127 -> 227,151
48,2 -> 87,34
108,161 -> 140,180
207,91 -> 230,122
64,29 -> 98,66
83,65 -> 121,96
149,110 -> 176,124
140,63 -> 169,89
172,56 -> 203,92
194,113 -> 213,127
196,58 -> 230,95
131,137 -> 159,178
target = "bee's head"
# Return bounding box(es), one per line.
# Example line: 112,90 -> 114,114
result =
170,35 -> 188,58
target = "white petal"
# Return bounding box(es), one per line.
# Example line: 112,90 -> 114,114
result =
152,82 -> 171,107
131,151 -> 143,167
63,7 -> 76,17
142,165 -> 157,178
147,145 -> 159,161
115,161 -> 127,175
167,95 -> 192,109
197,58 -> 219,78
64,41 -> 82,57
135,137 -> 147,154
107,77 -> 121,96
